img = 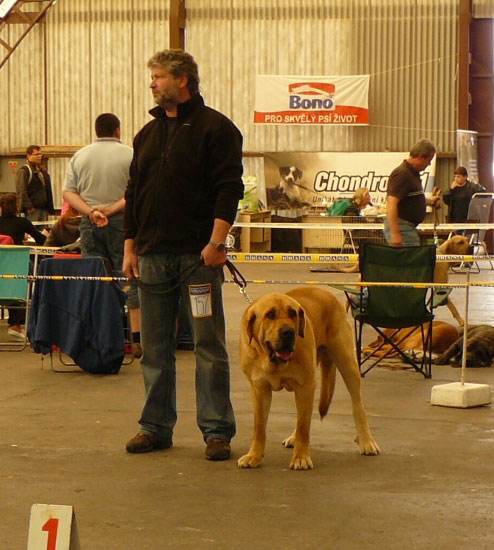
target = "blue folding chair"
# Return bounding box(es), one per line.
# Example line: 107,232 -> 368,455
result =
0,245 -> 31,351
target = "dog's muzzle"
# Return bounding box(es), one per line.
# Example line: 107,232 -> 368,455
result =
267,326 -> 295,364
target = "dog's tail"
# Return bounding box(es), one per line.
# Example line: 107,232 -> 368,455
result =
318,349 -> 336,419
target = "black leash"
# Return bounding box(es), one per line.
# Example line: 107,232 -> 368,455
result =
134,259 -> 203,295
133,258 -> 250,299
225,259 -> 251,302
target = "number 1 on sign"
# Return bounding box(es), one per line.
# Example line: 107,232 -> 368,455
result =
42,518 -> 59,550
28,503 -> 79,550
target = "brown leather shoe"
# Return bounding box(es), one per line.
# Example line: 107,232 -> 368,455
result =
205,438 -> 231,461
132,343 -> 143,359
125,433 -> 172,454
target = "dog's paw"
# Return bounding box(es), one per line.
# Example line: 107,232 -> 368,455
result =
282,435 -> 296,448
237,453 -> 262,468
354,435 -> 380,455
289,454 -> 313,470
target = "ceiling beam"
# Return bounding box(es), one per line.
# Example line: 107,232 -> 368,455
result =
169,0 -> 186,49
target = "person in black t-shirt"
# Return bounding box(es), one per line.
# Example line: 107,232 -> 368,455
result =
385,139 -> 441,247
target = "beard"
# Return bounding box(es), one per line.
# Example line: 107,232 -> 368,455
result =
154,91 -> 179,110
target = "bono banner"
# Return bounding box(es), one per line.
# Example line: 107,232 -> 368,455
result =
254,75 -> 370,125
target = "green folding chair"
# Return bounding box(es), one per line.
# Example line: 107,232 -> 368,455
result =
0,245 -> 31,351
348,243 -> 436,378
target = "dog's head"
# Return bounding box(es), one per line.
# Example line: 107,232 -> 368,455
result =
243,293 -> 306,366
467,331 -> 494,367
279,166 -> 303,185
438,235 -> 473,256
450,327 -> 494,368
453,346 -> 494,368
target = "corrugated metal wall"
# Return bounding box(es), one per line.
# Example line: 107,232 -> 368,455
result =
0,0 -> 468,205
186,0 -> 459,195
0,0 -> 170,206
187,0 -> 458,154
473,0 -> 494,18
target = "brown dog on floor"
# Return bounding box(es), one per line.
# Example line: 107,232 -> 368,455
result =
434,235 -> 472,325
363,320 -> 460,359
434,325 -> 494,368
238,287 -> 379,470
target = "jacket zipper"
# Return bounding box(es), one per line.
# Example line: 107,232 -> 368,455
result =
150,120 -> 190,251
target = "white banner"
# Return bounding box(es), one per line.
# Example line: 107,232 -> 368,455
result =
263,152 -> 436,210
254,75 -> 370,125
456,130 -> 479,184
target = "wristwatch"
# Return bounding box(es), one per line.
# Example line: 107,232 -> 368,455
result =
209,240 -> 226,252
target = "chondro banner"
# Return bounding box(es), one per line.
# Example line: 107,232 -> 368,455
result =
254,75 -> 370,125
263,152 -> 437,210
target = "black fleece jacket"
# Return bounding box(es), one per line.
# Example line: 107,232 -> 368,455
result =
124,94 -> 244,255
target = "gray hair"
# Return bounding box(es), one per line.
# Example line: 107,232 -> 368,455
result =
410,139 -> 436,158
147,49 -> 200,95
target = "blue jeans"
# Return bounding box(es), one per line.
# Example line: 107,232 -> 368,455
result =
177,294 -> 194,345
137,253 -> 236,443
384,218 -> 420,246
80,213 -> 139,309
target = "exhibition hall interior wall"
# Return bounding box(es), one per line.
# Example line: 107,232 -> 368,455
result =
0,0 -> 492,205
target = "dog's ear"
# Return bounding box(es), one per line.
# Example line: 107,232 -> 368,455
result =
443,238 -> 453,254
297,307 -> 306,338
246,309 -> 256,344
279,166 -> 289,177
295,168 -> 303,179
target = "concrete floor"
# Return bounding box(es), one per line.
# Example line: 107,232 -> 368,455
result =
1,263 -> 494,549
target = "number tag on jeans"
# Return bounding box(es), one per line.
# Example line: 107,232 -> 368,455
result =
189,284 -> 212,318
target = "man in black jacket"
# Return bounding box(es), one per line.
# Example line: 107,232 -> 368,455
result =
442,166 -> 486,223
15,145 -> 55,222
123,49 -> 243,461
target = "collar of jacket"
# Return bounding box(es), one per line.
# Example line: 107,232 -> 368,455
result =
28,161 -> 42,171
94,137 -> 122,143
148,93 -> 205,121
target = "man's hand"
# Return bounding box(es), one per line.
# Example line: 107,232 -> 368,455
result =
95,198 -> 125,218
390,230 -> 403,248
201,243 -> 227,267
95,205 -> 112,217
431,186 -> 442,208
123,240 -> 139,280
89,209 -> 108,227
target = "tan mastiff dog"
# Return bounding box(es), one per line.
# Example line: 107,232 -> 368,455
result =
238,287 -> 379,470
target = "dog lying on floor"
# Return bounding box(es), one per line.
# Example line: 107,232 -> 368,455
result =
363,321 -> 460,360
238,287 -> 379,470
434,235 -> 473,325
434,325 -> 494,368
